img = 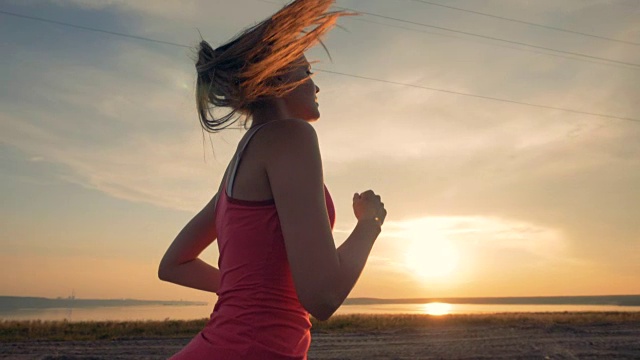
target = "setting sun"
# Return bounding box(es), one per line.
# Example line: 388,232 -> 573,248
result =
405,235 -> 459,279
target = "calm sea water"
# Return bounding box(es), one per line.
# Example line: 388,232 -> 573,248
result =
1,303 -> 638,322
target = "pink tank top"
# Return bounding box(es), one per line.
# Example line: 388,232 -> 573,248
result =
171,123 -> 336,359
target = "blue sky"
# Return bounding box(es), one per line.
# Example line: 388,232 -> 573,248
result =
1,0 -> 639,302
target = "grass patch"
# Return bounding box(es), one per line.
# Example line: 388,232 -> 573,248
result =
0,318 -> 207,342
311,312 -> 640,333
2,312 -> 639,342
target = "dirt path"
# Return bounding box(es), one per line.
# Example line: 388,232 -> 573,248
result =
2,323 -> 639,359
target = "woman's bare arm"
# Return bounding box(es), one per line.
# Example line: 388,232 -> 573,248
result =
263,119 -> 384,321
158,192 -> 221,293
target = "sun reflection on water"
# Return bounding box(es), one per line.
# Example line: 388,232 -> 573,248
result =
422,302 -> 452,316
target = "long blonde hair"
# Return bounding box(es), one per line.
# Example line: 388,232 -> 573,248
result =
195,0 -> 354,132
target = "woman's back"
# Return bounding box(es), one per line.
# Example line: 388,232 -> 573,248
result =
169,124 -> 336,360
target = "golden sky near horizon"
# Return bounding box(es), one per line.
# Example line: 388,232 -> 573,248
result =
1,0 -> 639,303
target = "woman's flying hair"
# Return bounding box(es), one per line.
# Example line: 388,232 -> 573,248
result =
195,0 -> 355,132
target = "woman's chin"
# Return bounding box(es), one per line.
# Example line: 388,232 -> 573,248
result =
303,109 -> 321,122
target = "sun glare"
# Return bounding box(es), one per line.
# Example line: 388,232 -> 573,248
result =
422,302 -> 452,316
405,235 -> 459,279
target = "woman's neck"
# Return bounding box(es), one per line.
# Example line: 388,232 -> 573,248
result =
249,99 -> 293,127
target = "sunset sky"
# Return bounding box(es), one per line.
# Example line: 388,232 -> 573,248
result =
1,0 -> 639,304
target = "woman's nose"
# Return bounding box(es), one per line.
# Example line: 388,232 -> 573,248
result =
315,85 -> 320,93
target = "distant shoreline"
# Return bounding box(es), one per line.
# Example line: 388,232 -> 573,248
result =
1,295 -> 639,312
343,294 -> 640,307
0,296 -> 208,311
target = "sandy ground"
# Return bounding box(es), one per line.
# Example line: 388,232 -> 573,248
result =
1,322 -> 639,359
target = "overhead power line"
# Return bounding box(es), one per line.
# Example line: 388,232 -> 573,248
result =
0,9 -> 190,48
0,7 -> 637,123
410,0 -> 640,46
317,69 -> 639,123
331,5 -> 640,69
350,17 -> 637,71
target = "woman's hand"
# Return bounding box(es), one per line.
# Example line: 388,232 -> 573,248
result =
353,190 -> 387,227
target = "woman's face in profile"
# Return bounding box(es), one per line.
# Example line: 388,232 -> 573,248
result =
280,56 -> 321,122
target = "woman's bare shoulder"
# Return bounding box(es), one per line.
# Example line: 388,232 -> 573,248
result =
258,119 -> 319,153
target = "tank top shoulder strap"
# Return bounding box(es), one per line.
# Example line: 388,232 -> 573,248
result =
226,122 -> 271,197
